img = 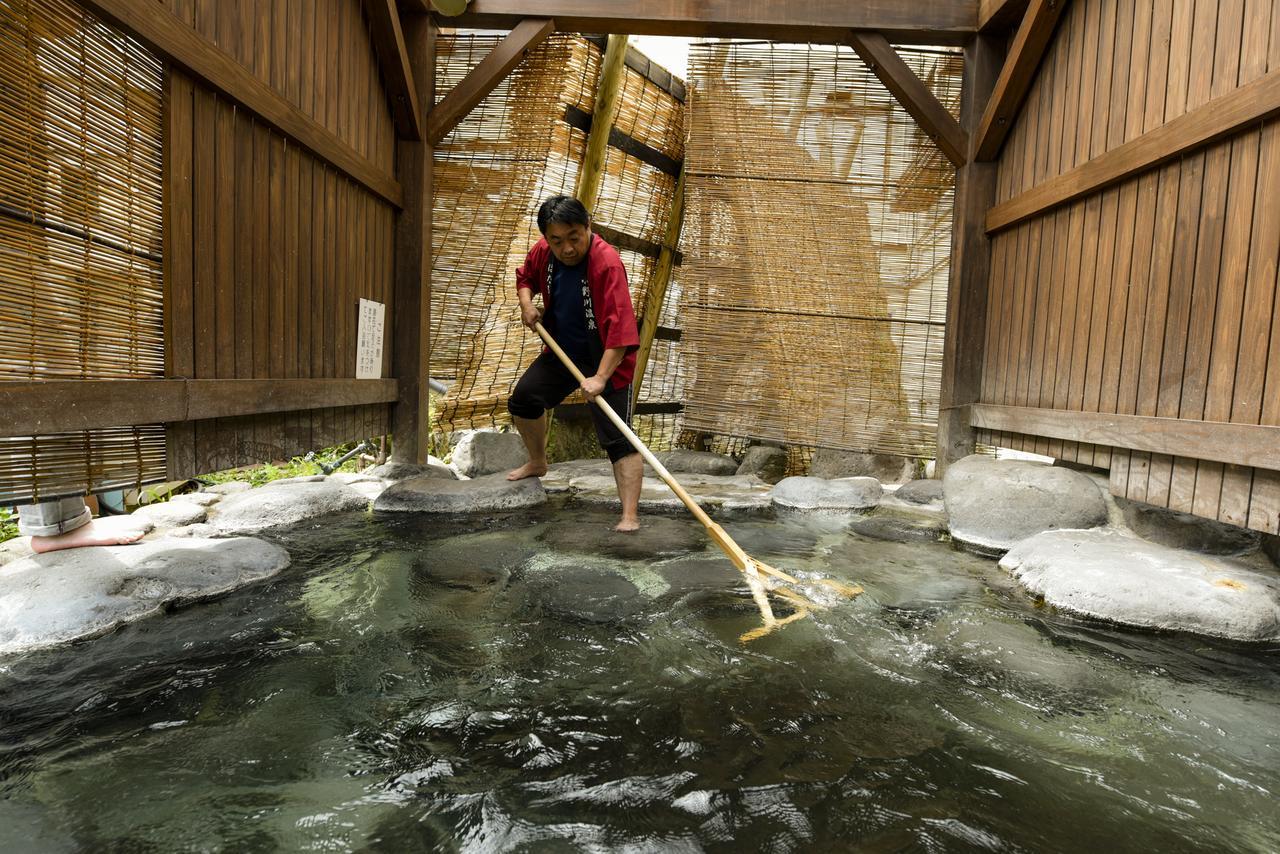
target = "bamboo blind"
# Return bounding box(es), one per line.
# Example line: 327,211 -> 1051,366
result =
430,34 -> 685,433
0,0 -> 165,502
678,41 -> 962,458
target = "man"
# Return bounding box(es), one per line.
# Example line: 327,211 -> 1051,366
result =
506,196 -> 644,532
16,498 -> 145,554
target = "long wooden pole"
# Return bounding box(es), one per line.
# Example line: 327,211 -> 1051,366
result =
575,34 -> 628,212
631,166 -> 685,409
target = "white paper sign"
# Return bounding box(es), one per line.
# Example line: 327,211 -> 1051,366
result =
355,298 -> 386,379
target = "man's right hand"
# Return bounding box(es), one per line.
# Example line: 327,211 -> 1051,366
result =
520,303 -> 543,329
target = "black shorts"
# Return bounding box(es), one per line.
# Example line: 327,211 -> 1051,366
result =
507,350 -> 637,463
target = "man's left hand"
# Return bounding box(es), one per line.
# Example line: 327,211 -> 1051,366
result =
581,375 -> 607,401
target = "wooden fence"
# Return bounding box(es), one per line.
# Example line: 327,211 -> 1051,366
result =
974,0 -> 1280,535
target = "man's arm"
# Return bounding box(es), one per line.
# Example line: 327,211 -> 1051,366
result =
517,286 -> 542,328
581,346 -> 627,400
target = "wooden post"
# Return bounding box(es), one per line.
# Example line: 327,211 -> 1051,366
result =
391,13 -> 434,463
632,166 -> 685,409
937,34 -> 1003,472
575,33 -> 628,212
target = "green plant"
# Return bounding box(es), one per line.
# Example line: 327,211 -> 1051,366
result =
0,507 -> 19,544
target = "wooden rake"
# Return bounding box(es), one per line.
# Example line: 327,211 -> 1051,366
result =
532,322 -> 863,642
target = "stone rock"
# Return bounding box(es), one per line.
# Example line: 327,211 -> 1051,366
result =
810,449 -> 913,483
772,476 -> 882,513
943,454 -> 1107,556
374,472 -> 545,514
849,506 -> 947,544
892,478 -> 944,505
658,558 -> 743,596
132,501 -> 208,531
0,537 -> 34,567
415,532 -> 533,591
202,481 -> 251,495
0,537 -> 291,655
165,522 -> 218,539
1265,534 -> 1280,568
533,566 -> 647,623
363,461 -> 457,481
657,449 -> 739,476
1118,497 -> 1260,556
343,480 -> 386,502
170,492 -> 221,507
1000,528 -> 1280,642
212,481 -> 370,534
326,472 -> 383,485
716,493 -> 776,519
568,472 -> 772,515
263,475 -> 328,486
736,445 -> 787,484
540,515 -> 707,560
539,459 -> 616,493
450,430 -> 528,477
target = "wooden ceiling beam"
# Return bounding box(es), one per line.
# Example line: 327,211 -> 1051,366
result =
847,31 -> 968,167
364,0 -> 424,140
972,0 -> 1070,161
443,1 -> 977,45
425,17 -> 555,145
978,0 -> 1030,32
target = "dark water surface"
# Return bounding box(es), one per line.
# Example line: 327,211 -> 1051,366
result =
1,499 -> 1278,852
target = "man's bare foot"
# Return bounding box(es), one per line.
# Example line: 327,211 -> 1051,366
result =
506,461 -> 549,481
613,518 -> 640,533
30,518 -> 146,554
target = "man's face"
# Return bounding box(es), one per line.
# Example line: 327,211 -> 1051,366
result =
545,220 -> 591,266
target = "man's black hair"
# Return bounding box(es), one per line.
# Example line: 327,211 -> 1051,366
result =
537,195 -> 591,234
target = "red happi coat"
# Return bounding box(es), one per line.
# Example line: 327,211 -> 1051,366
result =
515,233 -> 640,390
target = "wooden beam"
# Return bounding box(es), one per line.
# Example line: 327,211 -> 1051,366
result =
576,33 -> 628,212
937,34 -> 1003,471
392,14 -> 435,464
364,0 -> 424,140
78,0 -> 402,207
847,32 -> 968,167
970,405 -> 1280,472
632,167 -> 685,409
978,0 -> 1029,32
987,67 -> 1280,232
0,380 -> 399,436
591,223 -> 680,263
562,105 -> 682,176
426,17 -> 555,145
972,0 -> 1069,161
449,1 -> 978,45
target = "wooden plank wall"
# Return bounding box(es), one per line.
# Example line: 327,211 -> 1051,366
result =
163,0 -> 397,474
980,0 -> 1280,534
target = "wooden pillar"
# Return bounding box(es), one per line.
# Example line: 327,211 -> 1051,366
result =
632,166 -> 685,409
937,34 -> 1003,472
575,33 -> 627,212
391,14 -> 434,463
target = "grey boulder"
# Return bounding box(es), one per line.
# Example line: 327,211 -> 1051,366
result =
736,445 -> 787,484
657,449 -> 739,476
363,461 -> 456,481
212,481 -> 370,534
810,448 -> 913,483
132,501 -> 208,531
1000,528 -> 1280,642
772,476 -> 882,513
849,506 -> 947,544
202,481 -> 251,495
892,478 -> 944,505
374,472 -> 546,513
943,454 -> 1107,556
450,430 -> 528,477
0,537 -> 291,655
1118,497 -> 1260,556
540,515 -> 707,560
533,566 -> 648,623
